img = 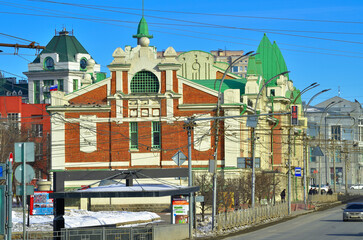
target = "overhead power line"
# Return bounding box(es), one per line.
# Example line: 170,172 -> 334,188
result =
30,0 -> 363,25
23,0 -> 363,45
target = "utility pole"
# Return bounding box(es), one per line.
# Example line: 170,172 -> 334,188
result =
187,122 -> 194,240
303,132 -> 307,208
288,127 -> 292,215
344,141 -> 348,195
332,139 -> 336,192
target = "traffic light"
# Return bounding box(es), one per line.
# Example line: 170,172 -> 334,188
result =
291,105 -> 298,125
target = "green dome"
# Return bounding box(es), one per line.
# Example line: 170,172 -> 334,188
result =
133,17 -> 153,39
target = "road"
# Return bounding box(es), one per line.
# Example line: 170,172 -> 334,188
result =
225,197 -> 363,240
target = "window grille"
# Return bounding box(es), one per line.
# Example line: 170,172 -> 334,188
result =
130,71 -> 159,93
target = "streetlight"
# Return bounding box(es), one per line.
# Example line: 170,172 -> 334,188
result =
250,71 -> 290,209
303,89 -> 331,116
302,88 -> 330,208
292,82 -> 319,105
318,100 -> 342,193
211,50 -> 255,230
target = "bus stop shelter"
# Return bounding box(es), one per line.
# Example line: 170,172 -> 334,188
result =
50,169 -> 199,235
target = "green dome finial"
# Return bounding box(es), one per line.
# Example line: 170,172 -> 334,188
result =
133,17 -> 153,39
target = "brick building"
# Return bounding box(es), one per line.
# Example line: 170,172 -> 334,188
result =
0,96 -> 50,178
47,17 -> 307,204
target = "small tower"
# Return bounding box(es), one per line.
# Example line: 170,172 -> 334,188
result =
24,29 -> 106,104
133,17 -> 153,47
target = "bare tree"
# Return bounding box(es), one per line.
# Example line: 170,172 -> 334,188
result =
194,173 -> 213,219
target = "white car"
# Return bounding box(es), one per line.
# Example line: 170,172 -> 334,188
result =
350,185 -> 363,190
309,184 -> 329,193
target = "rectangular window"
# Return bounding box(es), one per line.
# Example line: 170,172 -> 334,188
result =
58,79 -> 64,91
130,122 -> 138,149
43,80 -> 54,87
32,124 -> 43,137
329,150 -> 341,163
152,122 -> 160,149
73,79 -> 78,91
330,167 -> 343,185
309,147 -> 316,162
359,119 -> 363,142
34,80 -> 40,104
35,142 -> 43,161
232,66 -> 239,73
270,89 -> 275,96
308,125 -> 320,138
331,125 -> 341,141
7,113 -> 19,129
237,157 -> 260,169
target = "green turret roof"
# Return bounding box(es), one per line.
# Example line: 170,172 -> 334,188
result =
133,17 -> 153,39
248,34 -> 289,86
33,30 -> 89,63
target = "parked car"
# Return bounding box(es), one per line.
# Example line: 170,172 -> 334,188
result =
349,185 -> 363,190
309,184 -> 329,193
342,202 -> 363,221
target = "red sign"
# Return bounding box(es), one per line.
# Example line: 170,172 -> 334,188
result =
9,152 -> 13,163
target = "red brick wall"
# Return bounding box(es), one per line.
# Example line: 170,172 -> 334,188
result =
216,71 -> 236,79
111,71 -> 116,95
182,84 -> 217,104
122,71 -> 128,94
272,115 -> 283,167
173,71 -> 178,93
161,71 -> 166,94
72,85 -> 107,105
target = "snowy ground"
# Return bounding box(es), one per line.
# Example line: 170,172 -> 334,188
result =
12,210 -> 160,232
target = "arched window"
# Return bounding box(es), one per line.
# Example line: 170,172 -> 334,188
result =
44,57 -> 54,70
80,58 -> 87,70
130,71 -> 159,93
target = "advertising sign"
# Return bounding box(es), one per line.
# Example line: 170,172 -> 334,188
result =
29,191 -> 53,215
172,196 -> 189,224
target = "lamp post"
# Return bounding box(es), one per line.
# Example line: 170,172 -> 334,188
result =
250,71 -> 289,209
211,51 -> 255,230
302,89 -> 330,207
318,100 -> 342,193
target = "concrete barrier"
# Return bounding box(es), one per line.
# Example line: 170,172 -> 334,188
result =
153,224 -> 188,240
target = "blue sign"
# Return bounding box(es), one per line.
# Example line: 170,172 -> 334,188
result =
295,167 -> 302,177
0,164 -> 4,179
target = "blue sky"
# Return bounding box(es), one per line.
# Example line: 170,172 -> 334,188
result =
0,0 -> 362,104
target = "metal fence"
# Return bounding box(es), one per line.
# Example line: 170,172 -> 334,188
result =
10,226 -> 153,240
216,203 -> 288,231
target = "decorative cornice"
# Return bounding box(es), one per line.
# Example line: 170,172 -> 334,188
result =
47,105 -> 111,112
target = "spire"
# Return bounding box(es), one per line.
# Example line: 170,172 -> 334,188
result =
133,17 -> 153,39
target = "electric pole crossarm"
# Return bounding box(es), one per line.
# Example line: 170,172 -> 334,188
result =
0,43 -> 45,49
